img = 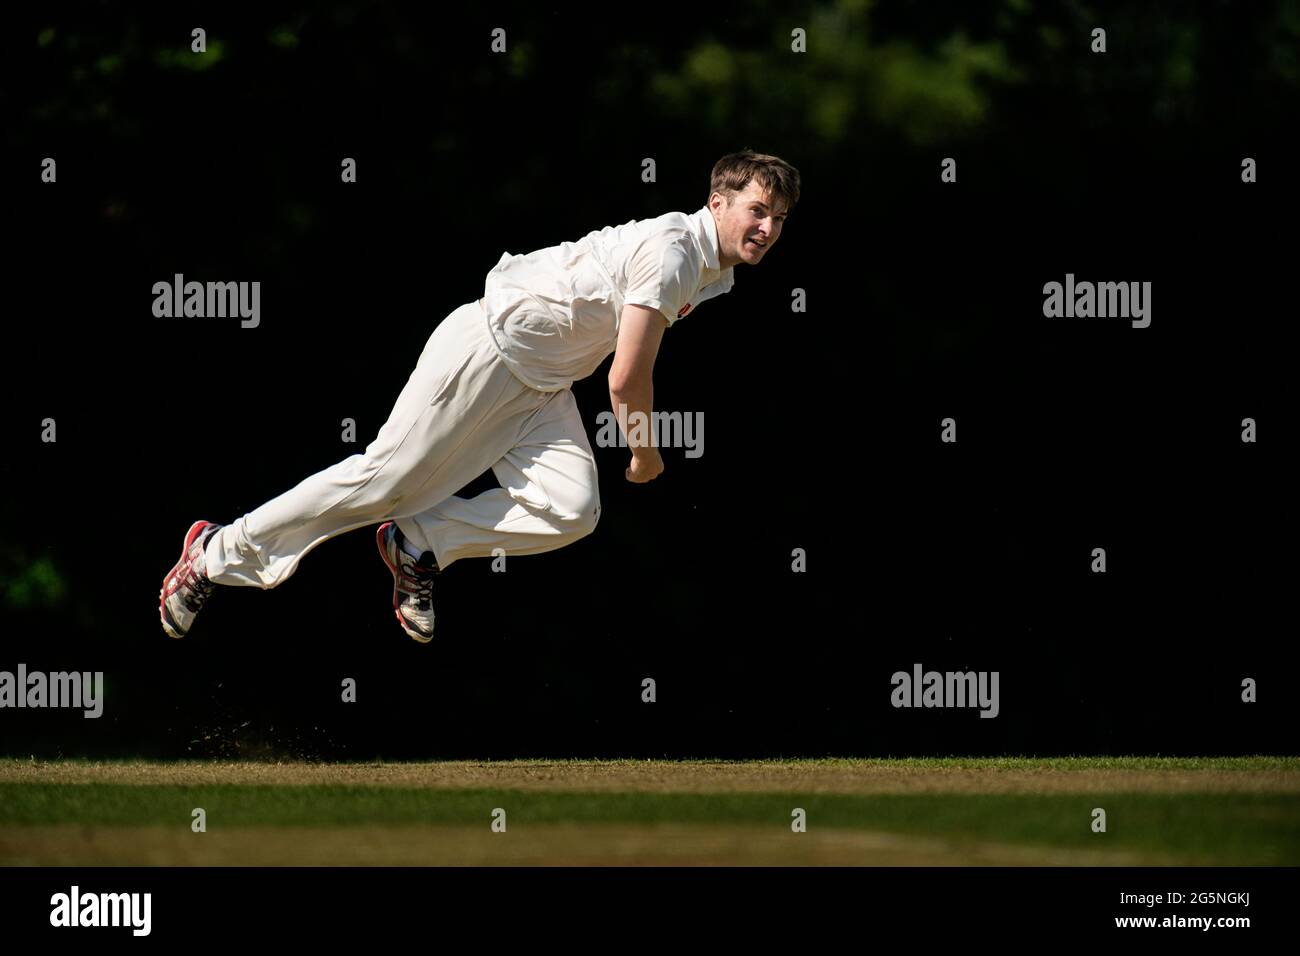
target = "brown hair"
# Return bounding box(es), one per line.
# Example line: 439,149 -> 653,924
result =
707,149 -> 801,216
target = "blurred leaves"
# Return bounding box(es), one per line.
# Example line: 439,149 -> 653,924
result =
648,0 -> 1023,148
22,0 -> 1300,155
1270,0 -> 1300,82
871,33 -> 1023,144
269,26 -> 301,50
2,554 -> 67,610
154,39 -> 226,71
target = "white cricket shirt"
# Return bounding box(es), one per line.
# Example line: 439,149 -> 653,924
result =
480,205 -> 735,392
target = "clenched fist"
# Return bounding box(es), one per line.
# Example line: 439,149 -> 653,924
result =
625,448 -> 664,483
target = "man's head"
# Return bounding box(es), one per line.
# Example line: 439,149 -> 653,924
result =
706,149 -> 801,269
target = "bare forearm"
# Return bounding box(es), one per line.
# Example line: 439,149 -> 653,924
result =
609,379 -> 656,458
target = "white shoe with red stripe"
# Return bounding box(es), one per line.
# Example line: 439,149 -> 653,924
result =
159,520 -> 222,639
376,521 -> 438,642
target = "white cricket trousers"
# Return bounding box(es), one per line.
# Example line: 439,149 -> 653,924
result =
205,299 -> 601,588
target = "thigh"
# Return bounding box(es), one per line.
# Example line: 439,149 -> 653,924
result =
370,304 -> 549,516
491,388 -> 599,519
372,301 -> 484,447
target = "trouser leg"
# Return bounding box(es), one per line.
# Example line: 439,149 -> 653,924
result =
203,300 -> 543,587
398,386 -> 601,569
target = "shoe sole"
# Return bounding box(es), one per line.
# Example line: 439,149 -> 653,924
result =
159,520 -> 211,639
376,522 -> 434,644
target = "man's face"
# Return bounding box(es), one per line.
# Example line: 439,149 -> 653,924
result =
710,180 -> 787,269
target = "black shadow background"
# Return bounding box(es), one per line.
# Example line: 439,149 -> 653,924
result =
1,1 -> 1294,758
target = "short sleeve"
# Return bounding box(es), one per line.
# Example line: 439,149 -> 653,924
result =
623,235 -> 696,327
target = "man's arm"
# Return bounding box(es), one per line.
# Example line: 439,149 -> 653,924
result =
609,303 -> 668,483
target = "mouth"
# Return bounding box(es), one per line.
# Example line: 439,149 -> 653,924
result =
746,238 -> 767,250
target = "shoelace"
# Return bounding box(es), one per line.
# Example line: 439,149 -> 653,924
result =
179,561 -> 215,612
397,555 -> 437,611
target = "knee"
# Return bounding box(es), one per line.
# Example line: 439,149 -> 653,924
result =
566,482 -> 601,539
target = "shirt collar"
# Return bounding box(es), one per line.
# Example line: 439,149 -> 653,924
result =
688,205 -> 734,295
690,205 -> 722,271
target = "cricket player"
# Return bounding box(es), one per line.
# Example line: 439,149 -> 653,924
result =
160,150 -> 800,642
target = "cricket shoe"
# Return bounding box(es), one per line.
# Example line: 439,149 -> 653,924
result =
376,521 -> 439,643
159,520 -> 222,639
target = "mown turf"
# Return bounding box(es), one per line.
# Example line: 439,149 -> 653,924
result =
2,758 -> 1297,865
2,784 -> 1297,864
5,756 -> 1299,794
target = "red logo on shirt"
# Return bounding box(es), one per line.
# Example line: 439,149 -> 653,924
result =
677,302 -> 693,318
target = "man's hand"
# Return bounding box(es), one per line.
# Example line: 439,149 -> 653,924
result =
625,448 -> 664,483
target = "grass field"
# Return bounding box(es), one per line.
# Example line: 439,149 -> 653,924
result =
2,757 -> 1297,865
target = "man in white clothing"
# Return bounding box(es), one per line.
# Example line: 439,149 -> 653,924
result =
160,149 -> 800,642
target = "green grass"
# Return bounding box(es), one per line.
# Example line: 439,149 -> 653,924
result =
3,784 -> 1298,864
4,758 -> 1297,864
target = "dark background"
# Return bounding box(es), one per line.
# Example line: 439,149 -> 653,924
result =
1,0 -> 1294,758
